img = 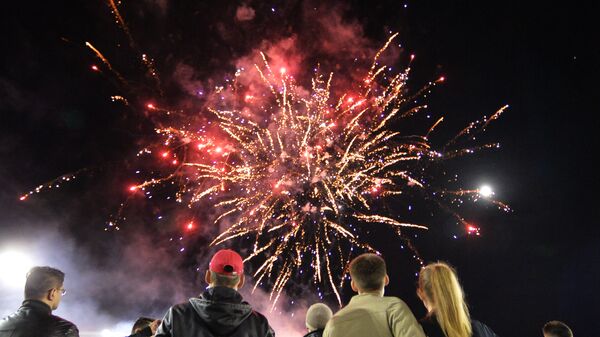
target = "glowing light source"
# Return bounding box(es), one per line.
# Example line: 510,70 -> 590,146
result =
467,225 -> 481,236
0,251 -> 34,288
478,185 -> 493,198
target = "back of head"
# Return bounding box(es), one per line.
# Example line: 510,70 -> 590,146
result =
209,271 -> 241,288
418,262 -> 471,337
305,303 -> 333,332
208,249 -> 244,289
24,266 -> 65,300
132,317 -> 155,334
543,321 -> 573,337
349,253 -> 387,292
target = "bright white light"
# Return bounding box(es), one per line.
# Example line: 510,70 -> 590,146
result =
478,185 -> 494,198
0,251 -> 34,288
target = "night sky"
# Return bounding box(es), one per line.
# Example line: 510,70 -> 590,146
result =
1,1 -> 598,336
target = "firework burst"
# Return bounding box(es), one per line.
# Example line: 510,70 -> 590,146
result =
19,2 -> 509,306
114,34 -> 508,305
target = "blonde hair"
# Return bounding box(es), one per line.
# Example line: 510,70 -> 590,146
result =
419,262 -> 472,337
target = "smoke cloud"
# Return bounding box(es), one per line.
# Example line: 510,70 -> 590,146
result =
0,224 -> 328,337
236,4 -> 256,22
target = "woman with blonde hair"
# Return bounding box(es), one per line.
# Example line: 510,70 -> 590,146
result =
417,262 -> 498,337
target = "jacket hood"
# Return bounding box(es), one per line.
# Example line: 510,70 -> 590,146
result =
189,286 -> 253,335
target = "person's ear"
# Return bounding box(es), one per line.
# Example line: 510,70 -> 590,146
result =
237,273 -> 245,289
350,279 -> 358,292
384,274 -> 389,286
47,288 -> 56,301
205,270 -> 212,285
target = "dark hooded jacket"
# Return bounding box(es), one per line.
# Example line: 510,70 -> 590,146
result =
155,286 -> 274,337
0,300 -> 79,337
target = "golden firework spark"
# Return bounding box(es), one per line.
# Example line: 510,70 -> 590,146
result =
126,34 -> 508,306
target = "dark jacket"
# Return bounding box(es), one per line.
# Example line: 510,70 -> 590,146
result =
303,329 -> 324,337
155,286 -> 274,337
0,300 -> 79,337
420,315 -> 498,337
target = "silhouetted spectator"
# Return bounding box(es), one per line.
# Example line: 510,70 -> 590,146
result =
304,303 -> 333,337
129,317 -> 161,337
323,253 -> 425,337
543,321 -> 573,337
417,262 -> 498,337
0,266 -> 79,337
155,249 -> 274,337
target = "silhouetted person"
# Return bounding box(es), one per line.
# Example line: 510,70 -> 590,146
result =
0,266 -> 79,337
155,249 -> 274,337
304,303 -> 333,337
417,262 -> 498,337
543,321 -> 573,337
129,317 -> 161,337
323,253 -> 425,337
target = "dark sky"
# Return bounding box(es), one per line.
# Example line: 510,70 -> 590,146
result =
1,0 -> 598,336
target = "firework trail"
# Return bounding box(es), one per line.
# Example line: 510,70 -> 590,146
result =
99,0 -> 163,93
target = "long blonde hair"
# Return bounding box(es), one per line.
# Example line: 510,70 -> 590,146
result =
418,262 -> 472,337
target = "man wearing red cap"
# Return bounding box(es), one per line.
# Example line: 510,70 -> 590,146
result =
154,249 -> 274,337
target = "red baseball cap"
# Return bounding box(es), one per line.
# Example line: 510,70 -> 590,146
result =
209,249 -> 243,275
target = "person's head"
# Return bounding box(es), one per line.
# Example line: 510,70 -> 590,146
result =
205,249 -> 245,290
305,303 -> 333,332
24,266 -> 66,310
131,317 -> 154,334
417,262 -> 471,337
543,321 -> 573,337
348,253 -> 389,295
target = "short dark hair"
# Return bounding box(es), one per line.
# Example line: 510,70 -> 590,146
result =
349,253 -> 387,291
132,317 -> 155,334
24,266 -> 65,300
209,270 -> 240,288
543,321 -> 573,337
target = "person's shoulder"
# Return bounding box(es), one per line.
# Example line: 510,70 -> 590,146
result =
382,296 -> 410,308
0,310 -> 17,325
49,314 -> 79,335
471,319 -> 498,337
383,295 -> 404,303
169,300 -> 196,315
50,314 -> 77,326
246,308 -> 273,334
248,308 -> 271,324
